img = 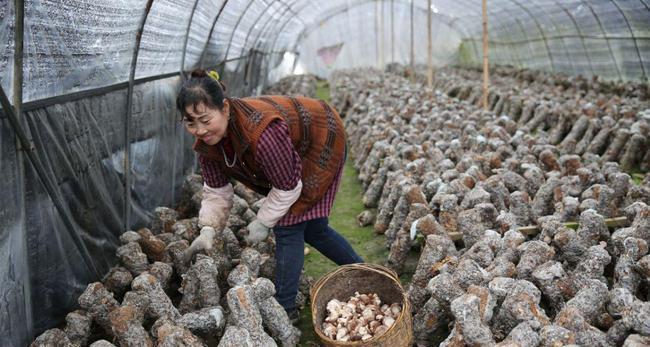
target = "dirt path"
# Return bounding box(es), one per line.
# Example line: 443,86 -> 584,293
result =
296,81 -> 416,346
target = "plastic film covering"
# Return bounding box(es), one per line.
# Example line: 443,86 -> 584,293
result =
231,1 -> 283,65
3,1 -> 650,346
0,1 -> 15,99
219,0 -> 264,93
223,0 -> 264,61
2,0 -> 648,97
183,0 -> 225,71
201,0 -> 309,94
452,0 -> 650,81
238,1 -> 300,90
202,0 -> 252,67
227,1 -> 295,93
0,116 -> 31,347
277,0 -> 649,82
275,15 -> 304,52
262,11 -> 306,86
576,0 -> 628,80
136,0 -> 194,79
272,1 -> 310,52
221,49 -> 262,95
12,0 -> 144,102
0,76 -> 193,346
200,0 -> 271,96
260,1 -> 304,52
127,79 -> 196,222
295,1 -> 461,78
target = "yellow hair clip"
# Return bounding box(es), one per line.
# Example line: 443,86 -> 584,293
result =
207,70 -> 220,82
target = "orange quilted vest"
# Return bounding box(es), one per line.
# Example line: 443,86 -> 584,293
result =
193,95 -> 346,215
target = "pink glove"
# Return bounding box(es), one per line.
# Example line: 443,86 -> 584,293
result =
199,183 -> 233,230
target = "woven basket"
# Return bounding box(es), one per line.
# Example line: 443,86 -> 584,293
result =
310,263 -> 413,347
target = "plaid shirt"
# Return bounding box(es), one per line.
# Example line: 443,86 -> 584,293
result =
199,119 -> 343,226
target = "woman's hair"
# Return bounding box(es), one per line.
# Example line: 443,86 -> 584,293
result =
176,69 -> 227,120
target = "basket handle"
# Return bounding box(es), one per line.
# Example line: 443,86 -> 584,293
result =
309,263 -> 403,298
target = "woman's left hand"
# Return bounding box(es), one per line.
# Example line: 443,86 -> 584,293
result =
245,219 -> 270,244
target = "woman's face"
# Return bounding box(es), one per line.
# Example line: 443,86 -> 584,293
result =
183,101 -> 229,146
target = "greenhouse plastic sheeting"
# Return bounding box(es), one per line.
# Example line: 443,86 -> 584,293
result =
445,0 -> 650,81
295,1 -> 462,77
136,0 -> 196,80
8,0 -> 145,102
289,0 -> 649,81
2,0 -> 650,346
0,76 -> 194,347
2,0 -> 649,103
0,113 -> 31,347
0,1 -> 14,99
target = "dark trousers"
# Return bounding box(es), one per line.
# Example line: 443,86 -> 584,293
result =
273,217 -> 364,312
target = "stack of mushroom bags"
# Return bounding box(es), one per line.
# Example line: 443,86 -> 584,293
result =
262,74 -> 318,98
32,176 -> 311,347
30,75 -> 331,347
429,65 -> 650,172
333,67 -> 650,346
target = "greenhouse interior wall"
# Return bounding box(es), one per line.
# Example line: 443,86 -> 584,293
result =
0,0 -> 649,346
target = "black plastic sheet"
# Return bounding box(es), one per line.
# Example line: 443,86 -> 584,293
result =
0,111 -> 32,347
0,76 -> 195,346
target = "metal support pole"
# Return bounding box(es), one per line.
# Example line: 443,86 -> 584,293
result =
180,0 -> 200,76
527,2 -> 577,75
13,0 -> 34,342
291,52 -> 300,73
257,0 -> 307,56
376,1 -> 380,68
390,0 -> 394,63
409,0 -> 414,73
610,0 -> 647,80
233,0 -> 292,80
221,0 -> 256,68
256,0 -> 306,91
178,0 -> 197,181
508,0 -> 555,72
267,2 -> 308,56
257,1 -> 307,91
124,0 -> 154,231
14,1 -> 23,117
379,0 -> 384,70
13,0 -> 26,147
482,0 -> 489,110
427,0 -> 432,88
579,0 -> 622,80
199,0 -> 229,68
554,1 -> 595,78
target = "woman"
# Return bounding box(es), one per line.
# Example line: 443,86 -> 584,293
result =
177,69 -> 363,320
